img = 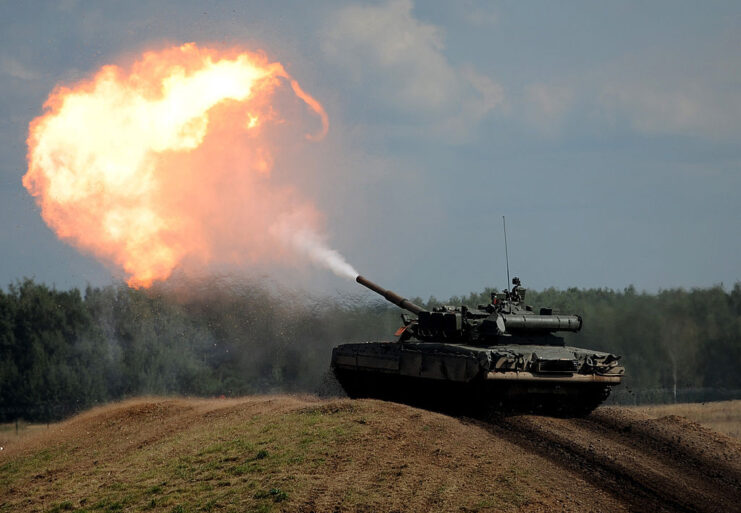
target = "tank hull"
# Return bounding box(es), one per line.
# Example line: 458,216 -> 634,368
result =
331,340 -> 623,416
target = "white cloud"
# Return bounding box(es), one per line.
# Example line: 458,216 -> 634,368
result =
523,83 -> 574,135
460,1 -> 498,27
0,55 -> 41,81
518,45 -> 741,141
463,66 -> 505,112
321,0 -> 503,137
599,78 -> 741,140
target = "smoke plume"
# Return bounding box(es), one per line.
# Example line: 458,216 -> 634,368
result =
275,225 -> 359,280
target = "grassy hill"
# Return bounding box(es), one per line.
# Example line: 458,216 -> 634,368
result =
2,397 -> 740,512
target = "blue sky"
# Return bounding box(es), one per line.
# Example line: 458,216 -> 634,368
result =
1,0 -> 739,299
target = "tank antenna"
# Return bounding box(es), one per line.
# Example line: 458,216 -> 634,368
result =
502,216 -> 511,288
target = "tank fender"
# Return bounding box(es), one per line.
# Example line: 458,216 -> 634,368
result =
399,348 -> 488,382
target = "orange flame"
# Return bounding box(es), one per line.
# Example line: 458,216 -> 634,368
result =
23,43 -> 330,287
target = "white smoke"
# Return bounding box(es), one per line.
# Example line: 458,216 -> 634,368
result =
291,229 -> 359,279
270,220 -> 358,280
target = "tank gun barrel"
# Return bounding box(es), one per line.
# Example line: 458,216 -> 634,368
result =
356,275 -> 426,316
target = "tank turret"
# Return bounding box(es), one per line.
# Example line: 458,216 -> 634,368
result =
356,275 -> 582,344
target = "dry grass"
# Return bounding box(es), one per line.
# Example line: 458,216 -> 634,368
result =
631,400 -> 741,439
0,422 -> 53,451
3,397 -> 739,512
0,397 -> 554,513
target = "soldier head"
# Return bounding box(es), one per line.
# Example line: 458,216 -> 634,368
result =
512,277 -> 521,286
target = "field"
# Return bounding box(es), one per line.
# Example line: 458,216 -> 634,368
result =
1,397 -> 740,512
0,422 -> 51,452
632,400 -> 741,439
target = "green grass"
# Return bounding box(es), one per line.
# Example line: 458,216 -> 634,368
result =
0,445 -> 68,489
0,399 -> 539,513
86,408 -> 358,511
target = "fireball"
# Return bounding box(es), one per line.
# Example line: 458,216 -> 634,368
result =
23,43 -> 331,287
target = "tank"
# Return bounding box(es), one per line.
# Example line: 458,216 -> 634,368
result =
331,275 -> 624,416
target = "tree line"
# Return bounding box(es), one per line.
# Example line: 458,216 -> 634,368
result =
1,278 -> 739,421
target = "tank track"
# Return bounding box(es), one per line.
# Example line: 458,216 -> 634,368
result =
333,368 -> 612,418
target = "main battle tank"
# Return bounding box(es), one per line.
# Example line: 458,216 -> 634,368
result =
331,276 -> 624,416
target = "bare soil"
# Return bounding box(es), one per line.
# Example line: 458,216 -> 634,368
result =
1,396 -> 739,512
632,400 -> 741,439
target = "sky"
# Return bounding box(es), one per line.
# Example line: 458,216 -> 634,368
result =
0,0 -> 739,300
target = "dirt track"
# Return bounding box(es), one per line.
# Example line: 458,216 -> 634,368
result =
479,408 -> 741,513
2,397 -> 740,512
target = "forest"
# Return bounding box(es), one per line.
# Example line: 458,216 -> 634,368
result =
1,278 -> 739,422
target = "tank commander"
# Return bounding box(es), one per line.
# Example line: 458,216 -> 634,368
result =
511,277 -> 525,302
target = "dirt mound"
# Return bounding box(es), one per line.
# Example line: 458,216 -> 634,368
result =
482,407 -> 741,513
1,397 -> 739,512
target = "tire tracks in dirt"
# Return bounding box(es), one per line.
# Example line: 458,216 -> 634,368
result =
473,407 -> 741,513
586,409 -> 741,491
